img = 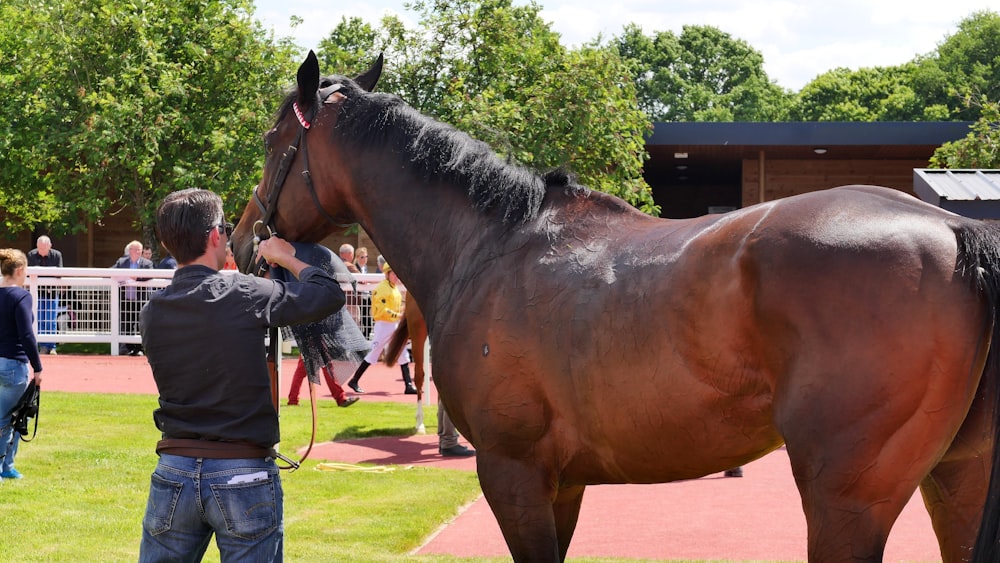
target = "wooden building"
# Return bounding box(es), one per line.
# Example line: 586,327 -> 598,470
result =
644,121 -> 973,218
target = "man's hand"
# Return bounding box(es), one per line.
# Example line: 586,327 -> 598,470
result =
256,236 -> 311,279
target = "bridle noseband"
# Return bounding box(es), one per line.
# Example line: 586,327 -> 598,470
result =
250,83 -> 353,277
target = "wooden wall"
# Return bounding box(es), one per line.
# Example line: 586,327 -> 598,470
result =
741,158 -> 928,206
1,211 -> 141,267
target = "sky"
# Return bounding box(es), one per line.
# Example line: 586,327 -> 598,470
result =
253,0 -> 996,92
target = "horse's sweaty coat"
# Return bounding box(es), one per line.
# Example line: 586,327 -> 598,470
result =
233,52 -> 1000,562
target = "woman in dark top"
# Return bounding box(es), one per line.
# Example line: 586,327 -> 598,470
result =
0,248 -> 43,480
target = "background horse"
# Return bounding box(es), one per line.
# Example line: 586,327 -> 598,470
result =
233,51 -> 1000,562
384,295 -> 431,432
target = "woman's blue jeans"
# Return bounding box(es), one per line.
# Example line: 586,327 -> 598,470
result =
0,357 -> 29,474
138,454 -> 283,562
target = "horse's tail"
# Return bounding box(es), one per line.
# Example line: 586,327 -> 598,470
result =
383,313 -> 409,367
958,221 -> 1000,563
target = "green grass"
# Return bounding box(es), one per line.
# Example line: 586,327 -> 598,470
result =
0,391 -> 788,563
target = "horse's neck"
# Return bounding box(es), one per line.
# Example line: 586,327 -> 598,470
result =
358,178 -> 488,308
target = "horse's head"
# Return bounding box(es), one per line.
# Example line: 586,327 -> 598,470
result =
231,51 -> 383,273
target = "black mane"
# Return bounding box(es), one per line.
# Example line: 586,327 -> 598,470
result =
291,78 -> 557,225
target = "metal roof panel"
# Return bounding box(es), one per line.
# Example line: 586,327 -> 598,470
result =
914,169 -> 1000,202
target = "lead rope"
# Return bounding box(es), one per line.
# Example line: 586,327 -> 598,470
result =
252,221 -> 319,472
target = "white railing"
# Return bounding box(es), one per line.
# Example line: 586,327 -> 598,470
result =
25,267 -> 381,355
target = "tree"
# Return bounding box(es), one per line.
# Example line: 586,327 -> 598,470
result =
929,99 -> 1000,168
914,10 -> 1000,121
613,24 -> 792,122
791,10 -> 1000,123
0,0 -> 299,245
788,64 -> 950,121
314,0 -> 657,214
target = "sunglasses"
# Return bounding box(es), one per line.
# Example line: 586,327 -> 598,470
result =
207,222 -> 234,237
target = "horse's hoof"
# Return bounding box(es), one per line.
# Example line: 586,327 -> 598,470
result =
404,385 -> 418,395
724,467 -> 744,478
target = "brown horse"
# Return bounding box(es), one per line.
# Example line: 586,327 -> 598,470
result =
233,51 -> 1000,562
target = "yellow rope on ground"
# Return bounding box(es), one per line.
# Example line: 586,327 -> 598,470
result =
314,462 -> 413,473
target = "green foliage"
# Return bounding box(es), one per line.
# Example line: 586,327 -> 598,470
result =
315,0 -> 657,214
916,10 -> 1000,121
612,24 -> 792,122
930,99 -> 1000,168
788,64 -> 950,121
0,0 -> 299,244
792,9 -> 1000,122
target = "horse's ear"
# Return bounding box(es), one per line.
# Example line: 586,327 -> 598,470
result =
296,50 -> 321,104
354,53 -> 383,92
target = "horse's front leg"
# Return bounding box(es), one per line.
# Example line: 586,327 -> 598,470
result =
478,452 -> 579,562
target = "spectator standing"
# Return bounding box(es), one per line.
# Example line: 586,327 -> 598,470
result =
26,235 -> 63,355
0,248 -> 43,480
138,188 -> 345,562
157,254 -> 177,269
353,247 -> 370,274
353,247 -> 373,338
338,244 -> 361,274
337,244 -> 362,327
111,240 -> 153,356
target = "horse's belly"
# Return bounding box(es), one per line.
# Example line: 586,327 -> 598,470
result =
562,391 -> 784,485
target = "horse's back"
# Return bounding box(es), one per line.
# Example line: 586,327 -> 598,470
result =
452,186 -> 985,481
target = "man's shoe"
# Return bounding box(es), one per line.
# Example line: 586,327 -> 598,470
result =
338,397 -> 360,408
724,467 -> 744,478
404,385 -> 418,395
2,469 -> 23,479
439,445 -> 476,457
347,381 -> 365,394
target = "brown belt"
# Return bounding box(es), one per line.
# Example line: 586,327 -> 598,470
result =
156,438 -> 275,460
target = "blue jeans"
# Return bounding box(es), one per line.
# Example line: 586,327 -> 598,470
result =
36,297 -> 59,353
138,454 -> 283,562
0,357 -> 29,474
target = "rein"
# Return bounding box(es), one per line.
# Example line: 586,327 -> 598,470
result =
250,84 -> 345,471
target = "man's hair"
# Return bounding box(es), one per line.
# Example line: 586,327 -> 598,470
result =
156,188 -> 223,264
339,243 -> 354,255
36,235 -> 52,246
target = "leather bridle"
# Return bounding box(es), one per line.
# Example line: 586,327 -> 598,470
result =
250,83 -> 352,277
249,82 -> 349,471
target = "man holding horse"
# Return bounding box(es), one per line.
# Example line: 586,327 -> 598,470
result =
138,188 -> 346,562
